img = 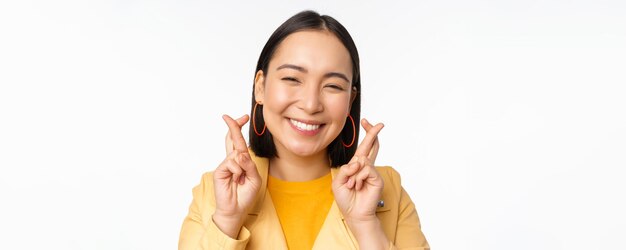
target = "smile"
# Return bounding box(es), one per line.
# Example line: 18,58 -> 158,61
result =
289,118 -> 322,131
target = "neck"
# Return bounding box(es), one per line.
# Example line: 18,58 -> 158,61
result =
269,147 -> 330,182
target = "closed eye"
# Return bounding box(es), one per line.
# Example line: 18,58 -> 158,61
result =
281,77 -> 299,82
326,84 -> 345,91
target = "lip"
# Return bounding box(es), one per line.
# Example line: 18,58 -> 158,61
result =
287,117 -> 325,136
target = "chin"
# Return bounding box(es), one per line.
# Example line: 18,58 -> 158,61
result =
286,143 -> 321,157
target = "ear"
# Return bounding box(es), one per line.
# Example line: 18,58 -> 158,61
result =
254,70 -> 265,104
348,85 -> 357,110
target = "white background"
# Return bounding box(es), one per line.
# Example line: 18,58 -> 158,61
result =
1,1 -> 625,249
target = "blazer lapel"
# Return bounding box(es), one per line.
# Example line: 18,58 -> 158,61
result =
248,150 -> 268,216
312,201 -> 358,250
247,190 -> 289,249
246,150 -> 288,249
312,168 -> 358,249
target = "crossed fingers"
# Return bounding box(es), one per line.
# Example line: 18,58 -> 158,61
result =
351,118 -> 384,164
219,114 -> 255,184
223,114 -> 249,154
337,118 -> 384,190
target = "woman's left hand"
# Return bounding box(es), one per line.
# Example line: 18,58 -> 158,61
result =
332,118 -> 385,223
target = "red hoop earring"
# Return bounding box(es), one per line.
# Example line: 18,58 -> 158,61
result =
342,114 -> 356,148
253,102 -> 266,136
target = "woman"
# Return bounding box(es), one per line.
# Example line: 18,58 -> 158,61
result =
179,10 -> 429,250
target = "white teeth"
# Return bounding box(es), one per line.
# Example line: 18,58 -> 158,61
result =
290,119 -> 321,131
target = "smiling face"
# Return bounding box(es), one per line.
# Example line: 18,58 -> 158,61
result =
254,30 -> 356,158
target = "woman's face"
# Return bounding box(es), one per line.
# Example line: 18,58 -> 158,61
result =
255,30 -> 355,158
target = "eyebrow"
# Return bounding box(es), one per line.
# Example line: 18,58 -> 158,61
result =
276,64 -> 350,83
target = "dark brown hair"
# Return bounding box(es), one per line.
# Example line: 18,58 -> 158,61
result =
249,10 -> 361,167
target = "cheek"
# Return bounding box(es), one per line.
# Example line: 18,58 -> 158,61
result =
263,82 -> 292,115
326,96 -> 351,120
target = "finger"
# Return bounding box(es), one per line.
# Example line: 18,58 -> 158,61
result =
215,151 -> 237,178
361,118 -> 378,159
368,137 -> 380,164
354,119 -> 384,157
361,118 -> 380,161
235,114 -> 249,126
347,176 -> 355,189
334,161 -> 360,185
232,152 -> 261,185
224,159 -> 244,183
223,114 -> 250,153
237,153 -> 260,179
354,166 -> 372,191
224,115 -> 250,154
215,158 -> 240,181
226,149 -> 238,161
361,118 -> 374,131
225,131 -> 233,154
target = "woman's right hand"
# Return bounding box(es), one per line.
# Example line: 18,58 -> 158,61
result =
211,114 -> 261,239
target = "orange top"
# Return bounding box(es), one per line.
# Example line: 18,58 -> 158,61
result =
268,171 -> 334,249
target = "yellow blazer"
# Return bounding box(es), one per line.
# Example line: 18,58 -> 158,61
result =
179,151 -> 430,250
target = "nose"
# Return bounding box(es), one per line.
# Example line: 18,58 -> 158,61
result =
298,84 -> 323,114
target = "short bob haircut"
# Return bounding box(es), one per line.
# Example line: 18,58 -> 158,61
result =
249,10 -> 361,167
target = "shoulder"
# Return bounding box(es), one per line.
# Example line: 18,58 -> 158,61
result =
191,171 -> 217,209
375,166 -> 403,192
196,171 -> 215,189
375,166 -> 402,180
